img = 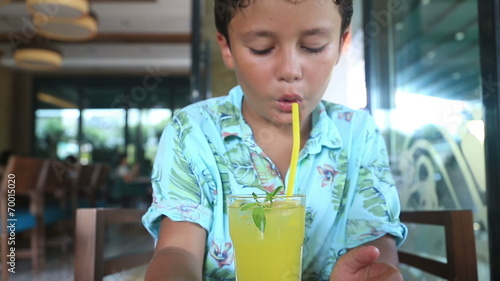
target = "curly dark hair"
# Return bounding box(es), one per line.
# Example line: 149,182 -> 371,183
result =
213,0 -> 353,45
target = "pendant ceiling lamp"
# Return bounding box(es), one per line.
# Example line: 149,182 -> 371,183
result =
26,0 -> 89,18
32,11 -> 98,41
14,41 -> 62,71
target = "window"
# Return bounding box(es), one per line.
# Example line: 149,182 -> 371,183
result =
33,76 -> 190,171
364,0 -> 487,279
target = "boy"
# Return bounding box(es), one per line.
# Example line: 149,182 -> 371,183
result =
142,0 -> 407,280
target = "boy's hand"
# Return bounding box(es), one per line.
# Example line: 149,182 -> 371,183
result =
329,246 -> 403,281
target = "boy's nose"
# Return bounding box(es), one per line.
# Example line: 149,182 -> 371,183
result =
277,50 -> 302,82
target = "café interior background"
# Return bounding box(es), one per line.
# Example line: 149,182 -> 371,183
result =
0,0 -> 498,280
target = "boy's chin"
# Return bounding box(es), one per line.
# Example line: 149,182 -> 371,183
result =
270,118 -> 293,128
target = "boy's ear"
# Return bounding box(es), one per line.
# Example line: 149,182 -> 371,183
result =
336,29 -> 351,65
216,32 -> 235,69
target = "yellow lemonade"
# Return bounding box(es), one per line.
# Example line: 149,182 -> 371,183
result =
228,195 -> 306,281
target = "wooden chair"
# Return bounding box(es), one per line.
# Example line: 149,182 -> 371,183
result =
43,160 -> 78,253
0,155 -> 50,281
398,210 -> 478,281
73,164 -> 96,209
74,208 -> 154,281
44,159 -> 76,218
89,163 -> 110,207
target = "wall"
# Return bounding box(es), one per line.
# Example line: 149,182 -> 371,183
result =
0,66 -> 13,152
12,72 -> 34,154
203,1 -> 238,97
323,0 -> 366,109
0,66 -> 33,155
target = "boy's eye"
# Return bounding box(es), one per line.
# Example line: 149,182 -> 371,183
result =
303,45 -> 327,54
249,45 -> 327,55
249,48 -> 273,55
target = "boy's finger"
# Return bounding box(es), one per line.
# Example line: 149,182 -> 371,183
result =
338,245 -> 380,274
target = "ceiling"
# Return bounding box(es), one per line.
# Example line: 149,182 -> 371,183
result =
0,0 -> 193,74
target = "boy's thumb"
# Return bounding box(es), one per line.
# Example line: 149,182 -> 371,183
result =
337,245 -> 380,274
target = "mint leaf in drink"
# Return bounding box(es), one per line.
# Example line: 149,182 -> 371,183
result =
270,186 -> 283,197
252,192 -> 259,201
239,186 -> 284,233
265,186 -> 283,205
252,207 -> 266,233
241,202 -> 260,211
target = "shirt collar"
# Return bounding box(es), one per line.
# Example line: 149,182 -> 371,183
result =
220,86 -> 249,140
219,85 -> 343,151
307,101 -> 343,154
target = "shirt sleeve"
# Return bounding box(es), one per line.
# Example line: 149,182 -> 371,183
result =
345,114 -> 408,249
141,116 -> 214,240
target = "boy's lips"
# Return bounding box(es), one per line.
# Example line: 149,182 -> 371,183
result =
276,94 -> 302,112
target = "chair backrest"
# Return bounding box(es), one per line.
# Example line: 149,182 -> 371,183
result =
0,155 -> 48,196
75,164 -> 95,191
0,155 -> 50,216
44,160 -> 76,200
74,208 -> 154,281
90,163 -> 110,188
398,210 -> 478,281
0,155 -> 50,281
89,163 -> 110,205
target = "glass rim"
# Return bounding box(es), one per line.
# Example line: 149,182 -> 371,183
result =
228,194 -> 305,199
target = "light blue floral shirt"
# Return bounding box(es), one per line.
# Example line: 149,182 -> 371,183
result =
142,86 -> 407,280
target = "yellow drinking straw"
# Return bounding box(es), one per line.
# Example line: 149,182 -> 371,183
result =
286,103 -> 300,196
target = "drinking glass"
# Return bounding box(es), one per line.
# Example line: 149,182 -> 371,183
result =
228,194 -> 306,281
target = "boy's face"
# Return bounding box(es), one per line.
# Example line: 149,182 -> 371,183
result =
217,0 -> 349,128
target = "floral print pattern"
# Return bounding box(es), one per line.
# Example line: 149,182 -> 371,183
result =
210,241 -> 234,268
142,86 -> 407,281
